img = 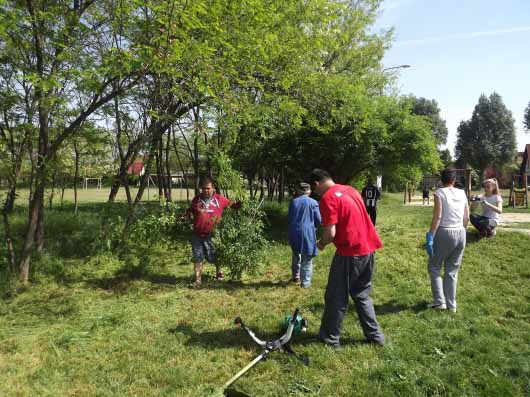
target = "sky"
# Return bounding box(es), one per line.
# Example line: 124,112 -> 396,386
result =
374,0 -> 530,154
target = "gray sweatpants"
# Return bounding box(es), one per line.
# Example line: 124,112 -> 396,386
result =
428,227 -> 466,310
319,253 -> 384,346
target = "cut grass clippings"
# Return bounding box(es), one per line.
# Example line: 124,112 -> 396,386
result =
0,191 -> 529,396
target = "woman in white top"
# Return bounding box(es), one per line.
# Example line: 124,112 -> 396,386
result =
425,168 -> 470,312
470,178 -> 503,238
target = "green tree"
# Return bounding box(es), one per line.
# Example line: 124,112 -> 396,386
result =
524,101 -> 530,133
438,148 -> 453,168
455,93 -> 516,181
411,96 -> 449,145
0,0 -> 149,282
228,0 -> 394,194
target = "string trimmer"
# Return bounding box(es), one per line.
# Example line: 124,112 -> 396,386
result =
223,308 -> 308,391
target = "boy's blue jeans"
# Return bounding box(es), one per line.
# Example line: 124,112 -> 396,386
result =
291,252 -> 313,288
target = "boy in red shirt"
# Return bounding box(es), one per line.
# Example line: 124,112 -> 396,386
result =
309,169 -> 385,347
187,177 -> 238,288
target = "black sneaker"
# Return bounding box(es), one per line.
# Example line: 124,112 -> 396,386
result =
317,336 -> 340,348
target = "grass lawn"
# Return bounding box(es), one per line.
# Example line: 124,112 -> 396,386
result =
7,187 -> 193,205
0,191 -> 529,396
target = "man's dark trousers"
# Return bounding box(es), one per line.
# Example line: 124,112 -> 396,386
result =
319,253 -> 384,346
366,207 -> 377,226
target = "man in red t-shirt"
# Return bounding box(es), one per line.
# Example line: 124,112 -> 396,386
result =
309,169 -> 385,347
187,177 -> 238,288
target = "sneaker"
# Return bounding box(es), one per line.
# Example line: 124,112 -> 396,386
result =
216,271 -> 225,281
190,279 -> 201,289
316,336 -> 340,348
448,307 -> 457,313
290,277 -> 301,283
486,228 -> 496,238
427,303 -> 447,310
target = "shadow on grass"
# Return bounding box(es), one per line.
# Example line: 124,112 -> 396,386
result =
307,299 -> 429,316
465,231 -> 484,244
5,293 -> 80,324
374,299 -> 429,315
224,388 -> 252,397
168,323 -> 279,349
82,270 -> 291,293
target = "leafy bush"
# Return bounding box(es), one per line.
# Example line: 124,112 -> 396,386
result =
97,202 -> 192,254
213,199 -> 268,280
127,202 -> 192,246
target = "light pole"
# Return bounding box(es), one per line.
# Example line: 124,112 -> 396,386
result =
382,64 -> 411,73
380,64 -> 411,95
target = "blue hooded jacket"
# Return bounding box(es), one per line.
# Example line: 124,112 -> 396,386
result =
288,194 -> 321,256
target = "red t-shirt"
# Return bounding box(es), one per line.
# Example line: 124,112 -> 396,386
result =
319,184 -> 383,256
190,193 -> 231,237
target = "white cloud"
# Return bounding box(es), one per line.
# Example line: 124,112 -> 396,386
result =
396,26 -> 530,47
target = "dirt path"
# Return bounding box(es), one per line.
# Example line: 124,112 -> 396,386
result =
498,213 -> 530,224
497,213 -> 530,235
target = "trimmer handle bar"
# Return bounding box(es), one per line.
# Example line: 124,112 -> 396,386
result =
234,308 -> 300,351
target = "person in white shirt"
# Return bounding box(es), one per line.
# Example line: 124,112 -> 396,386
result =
425,168 -> 470,313
470,178 -> 503,238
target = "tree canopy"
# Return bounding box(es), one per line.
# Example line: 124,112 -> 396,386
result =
455,93 -> 516,179
0,0 -> 443,283
410,96 -> 449,146
524,101 -> 530,133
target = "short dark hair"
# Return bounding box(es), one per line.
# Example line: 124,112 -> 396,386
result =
440,168 -> 456,184
200,176 -> 215,187
296,182 -> 311,193
308,169 -> 332,184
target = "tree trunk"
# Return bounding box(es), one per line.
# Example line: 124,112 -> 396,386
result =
172,127 -> 190,203
248,174 -> 254,199
204,130 -> 211,177
49,167 -> 58,209
259,172 -> 265,202
108,177 -> 121,203
2,180 -> 18,271
164,131 -> 172,202
193,134 -> 200,196
123,174 -> 132,206
1,209 -> 16,272
122,118 -> 177,234
35,197 -> 44,254
19,177 -> 45,283
278,167 -> 285,203
156,136 -> 168,201
74,140 -> 80,214
123,144 -> 156,235
109,93 -> 123,203
28,140 -> 36,204
108,161 -> 134,205
60,175 -> 66,208
155,142 -> 165,202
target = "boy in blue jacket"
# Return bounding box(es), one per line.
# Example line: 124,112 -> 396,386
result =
288,182 -> 321,288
